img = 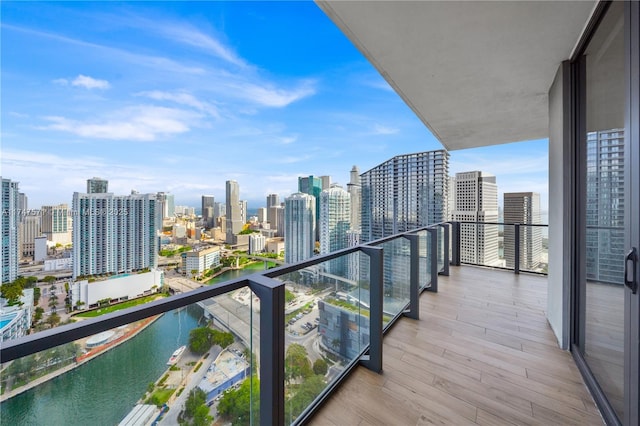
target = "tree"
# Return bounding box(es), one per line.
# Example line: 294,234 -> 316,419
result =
211,329 -> 234,348
45,312 -> 61,328
179,388 -> 212,426
33,307 -> 44,324
190,269 -> 199,279
1,281 -> 24,305
188,327 -> 213,355
43,275 -> 57,284
25,276 -> 38,288
48,293 -> 59,310
285,344 -> 313,383
33,287 -> 41,305
285,374 -> 326,421
313,358 -> 328,376
218,377 -> 260,425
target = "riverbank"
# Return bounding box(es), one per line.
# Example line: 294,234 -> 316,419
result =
0,313 -> 162,403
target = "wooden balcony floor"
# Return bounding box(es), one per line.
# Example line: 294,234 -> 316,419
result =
309,266 -> 603,426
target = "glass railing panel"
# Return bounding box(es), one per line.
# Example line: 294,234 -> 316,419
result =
205,288 -> 259,425
416,230 -> 432,291
437,226 -> 445,273
0,297 -> 255,426
268,252 -> 368,425
519,225 -> 548,274
378,237 -> 411,323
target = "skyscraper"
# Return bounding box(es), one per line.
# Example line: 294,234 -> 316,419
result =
72,191 -> 158,279
41,204 -> 70,244
452,171 -> 499,266
269,206 -> 284,237
586,129 -> 625,283
87,177 -> 108,194
360,150 -> 449,242
319,185 -> 351,274
504,192 -> 542,270
213,202 -> 225,226
320,175 -> 331,190
225,180 -> 243,244
239,200 -> 248,225
347,165 -> 362,232
298,175 -> 323,240
1,178 -> 19,283
201,195 -> 215,228
266,194 -> 279,210
284,193 -> 316,264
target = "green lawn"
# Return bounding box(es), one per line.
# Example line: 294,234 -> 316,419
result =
74,294 -> 163,318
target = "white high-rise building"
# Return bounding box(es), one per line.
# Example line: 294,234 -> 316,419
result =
239,200 -> 248,225
257,207 -> 268,224
347,165 -> 361,232
226,181 -> 243,244
72,191 -> 158,279
504,192 -> 542,270
1,178 -> 19,283
249,233 -> 267,254
452,171 -> 499,266
320,185 -> 351,274
284,193 -> 316,264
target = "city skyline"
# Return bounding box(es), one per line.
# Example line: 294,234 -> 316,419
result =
1,2 -> 549,211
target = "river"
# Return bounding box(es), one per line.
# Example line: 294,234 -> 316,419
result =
0,264 -> 267,425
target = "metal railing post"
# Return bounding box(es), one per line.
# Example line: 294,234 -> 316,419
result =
360,246 -> 383,373
426,227 -> 439,292
403,234 -> 420,319
438,223 -> 450,276
450,221 -> 461,266
514,224 -> 521,275
248,274 -> 285,425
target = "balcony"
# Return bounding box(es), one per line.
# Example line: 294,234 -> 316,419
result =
309,265 -> 603,425
0,223 -> 603,425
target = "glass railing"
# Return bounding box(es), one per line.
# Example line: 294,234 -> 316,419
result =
450,221 -> 548,275
0,224 -> 447,425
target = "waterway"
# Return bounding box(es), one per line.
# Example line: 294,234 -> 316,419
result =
0,264 -> 267,425
206,261 -> 272,285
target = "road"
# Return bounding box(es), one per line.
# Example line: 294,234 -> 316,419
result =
158,348 -> 220,426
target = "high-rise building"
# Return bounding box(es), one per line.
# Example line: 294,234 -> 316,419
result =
21,215 -> 41,259
268,206 -> 285,237
72,191 -> 158,279
586,129 -> 625,284
87,177 -> 108,194
298,175 -> 323,240
361,150 -> 449,242
320,175 -> 331,190
266,194 -> 279,210
347,166 -> 362,232
202,195 -> 215,228
41,204 -> 70,244
447,176 -> 457,221
452,171 -> 499,266
320,185 -> 351,274
239,200 -> 248,225
257,207 -> 268,223
284,193 -> 316,264
504,192 -> 542,270
213,202 -> 225,226
17,193 -> 27,222
225,181 -> 243,244
249,233 -> 267,254
1,178 -> 19,283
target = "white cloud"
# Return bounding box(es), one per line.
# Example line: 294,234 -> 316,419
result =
232,80 -> 316,108
372,124 -> 399,135
40,105 -> 199,141
279,135 -> 298,145
135,91 -> 219,118
276,155 -> 311,164
71,74 -> 110,90
53,78 -> 69,86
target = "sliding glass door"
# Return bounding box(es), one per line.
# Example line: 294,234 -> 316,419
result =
574,2 -> 639,425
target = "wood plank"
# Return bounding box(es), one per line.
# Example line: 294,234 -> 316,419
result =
309,266 -> 603,426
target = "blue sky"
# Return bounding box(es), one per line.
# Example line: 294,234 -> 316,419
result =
1,1 -> 548,211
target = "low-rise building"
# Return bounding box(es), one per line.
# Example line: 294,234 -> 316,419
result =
0,288 -> 34,342
181,247 -> 221,277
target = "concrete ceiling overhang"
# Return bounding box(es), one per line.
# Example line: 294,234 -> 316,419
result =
317,1 -> 597,150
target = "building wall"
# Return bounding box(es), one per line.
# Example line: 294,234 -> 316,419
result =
249,233 -> 266,254
284,193 -> 316,264
360,150 -> 449,242
547,61 -> 571,349
319,186 -> 351,274
1,178 -> 19,283
21,215 -> 41,258
70,269 -> 163,308
503,192 -> 542,270
225,181 -> 243,244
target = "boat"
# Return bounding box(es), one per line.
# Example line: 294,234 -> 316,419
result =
167,345 -> 186,366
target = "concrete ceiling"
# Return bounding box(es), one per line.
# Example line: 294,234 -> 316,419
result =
317,1 -> 597,151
